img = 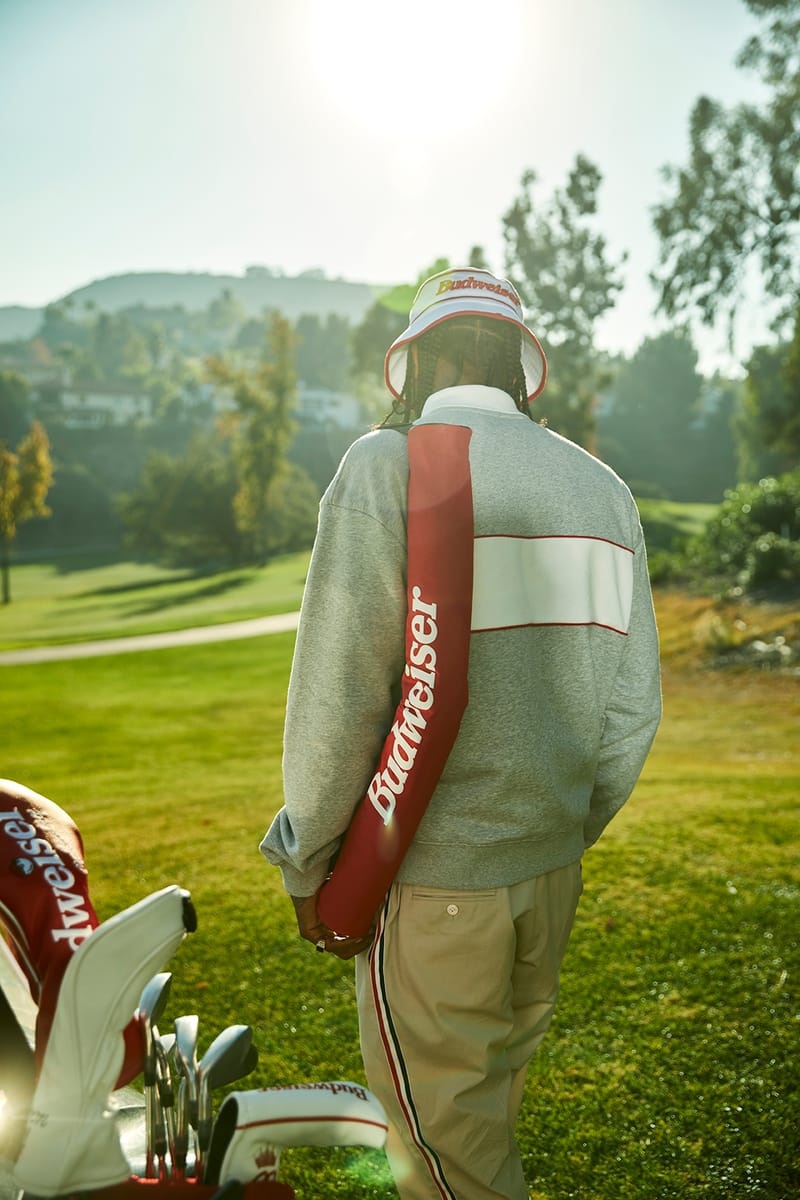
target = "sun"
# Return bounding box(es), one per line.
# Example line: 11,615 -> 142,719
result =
306,0 -> 522,139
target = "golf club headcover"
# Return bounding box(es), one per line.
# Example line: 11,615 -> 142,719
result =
0,935 -> 38,1161
204,1081 -> 388,1187
0,779 -> 142,1087
0,964 -> 36,1161
318,424 -> 474,937
13,885 -> 193,1195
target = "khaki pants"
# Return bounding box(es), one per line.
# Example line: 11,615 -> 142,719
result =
356,862 -> 583,1200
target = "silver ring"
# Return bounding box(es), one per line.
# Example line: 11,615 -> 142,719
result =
315,938 -> 327,952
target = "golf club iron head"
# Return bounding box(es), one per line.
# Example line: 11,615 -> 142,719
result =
196,1027 -> 258,1170
173,1013 -> 199,1103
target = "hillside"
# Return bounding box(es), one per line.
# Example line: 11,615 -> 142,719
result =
0,306 -> 43,341
0,267 -> 387,341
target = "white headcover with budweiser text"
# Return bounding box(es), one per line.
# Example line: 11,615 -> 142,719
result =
204,1082 -> 388,1186
0,779 -> 143,1087
13,885 -> 192,1196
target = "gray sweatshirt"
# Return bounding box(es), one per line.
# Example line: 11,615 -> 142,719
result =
261,385 -> 662,897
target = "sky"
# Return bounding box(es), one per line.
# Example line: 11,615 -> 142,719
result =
0,0 -> 774,373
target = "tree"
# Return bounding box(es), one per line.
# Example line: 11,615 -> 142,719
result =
38,303 -> 90,352
257,462 -> 320,556
0,421 -> 53,603
206,313 -> 304,562
205,288 -> 246,338
351,301 -> 406,383
116,433 -> 243,566
736,335 -> 800,480
235,315 -> 273,354
90,312 -> 150,382
295,313 -> 352,390
653,1 -> 800,471
766,301 -> 800,456
652,0 -> 800,334
0,370 -> 33,446
598,332 -> 710,500
503,156 -> 626,448
694,376 -> 741,501
350,293 -> 413,425
19,463 -> 121,554
118,315 -> 319,566
466,244 -> 491,270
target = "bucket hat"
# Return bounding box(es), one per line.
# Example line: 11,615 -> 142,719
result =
384,267 -> 547,402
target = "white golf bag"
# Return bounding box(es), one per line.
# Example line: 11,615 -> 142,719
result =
0,781 -> 387,1199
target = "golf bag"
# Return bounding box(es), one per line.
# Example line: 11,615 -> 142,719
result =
0,780 -> 142,1087
0,781 -> 387,1198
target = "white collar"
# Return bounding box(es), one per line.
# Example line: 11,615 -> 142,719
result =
420,385 -> 520,418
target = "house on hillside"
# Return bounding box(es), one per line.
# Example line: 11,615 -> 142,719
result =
34,383 -> 154,428
0,355 -> 66,388
196,378 -> 363,430
295,383 -> 361,428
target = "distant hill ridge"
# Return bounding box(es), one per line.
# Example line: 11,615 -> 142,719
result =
0,267 -> 389,342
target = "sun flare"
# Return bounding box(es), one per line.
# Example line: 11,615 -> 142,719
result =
307,0 -> 522,139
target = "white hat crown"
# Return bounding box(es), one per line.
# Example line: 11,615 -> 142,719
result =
384,267 -> 547,402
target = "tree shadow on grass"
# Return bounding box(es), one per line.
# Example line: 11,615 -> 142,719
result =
77,570 -> 208,597
127,574 -> 251,616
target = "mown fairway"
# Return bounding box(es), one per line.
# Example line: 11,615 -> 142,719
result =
0,551 -> 312,650
1,560 -> 798,1199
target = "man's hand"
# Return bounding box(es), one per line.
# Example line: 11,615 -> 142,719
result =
290,892 -> 374,960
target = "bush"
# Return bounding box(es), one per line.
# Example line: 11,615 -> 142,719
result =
741,531 -> 800,589
630,480 -> 669,501
685,470 -> 800,590
645,548 -> 682,584
17,463 -> 122,551
259,463 -> 319,557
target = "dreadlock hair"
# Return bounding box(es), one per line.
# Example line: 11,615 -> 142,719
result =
379,315 -> 533,427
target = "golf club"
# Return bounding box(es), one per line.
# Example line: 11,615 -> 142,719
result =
152,1086 -> 169,1182
173,1014 -> 199,1175
154,1029 -> 177,1174
172,1074 -> 190,1182
195,1026 -> 257,1179
135,972 -> 172,1179
152,1027 -> 176,1178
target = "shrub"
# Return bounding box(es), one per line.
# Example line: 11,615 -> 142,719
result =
741,531 -> 800,589
645,548 -> 682,585
685,470 -> 800,590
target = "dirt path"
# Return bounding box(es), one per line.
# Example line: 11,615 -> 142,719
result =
0,612 -> 300,665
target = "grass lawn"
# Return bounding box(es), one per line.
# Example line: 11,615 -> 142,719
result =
0,551 -> 311,650
1,568 -> 798,1198
635,498 -> 716,553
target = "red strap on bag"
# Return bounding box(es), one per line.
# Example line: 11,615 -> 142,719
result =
318,424 -> 474,937
55,1182 -> 295,1198
0,779 -> 142,1085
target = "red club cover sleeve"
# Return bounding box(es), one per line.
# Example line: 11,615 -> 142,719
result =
0,779 -> 142,1085
318,424 -> 474,937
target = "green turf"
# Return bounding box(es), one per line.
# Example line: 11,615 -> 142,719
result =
2,599 -> 798,1197
635,498 -> 715,553
0,551 -> 309,650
